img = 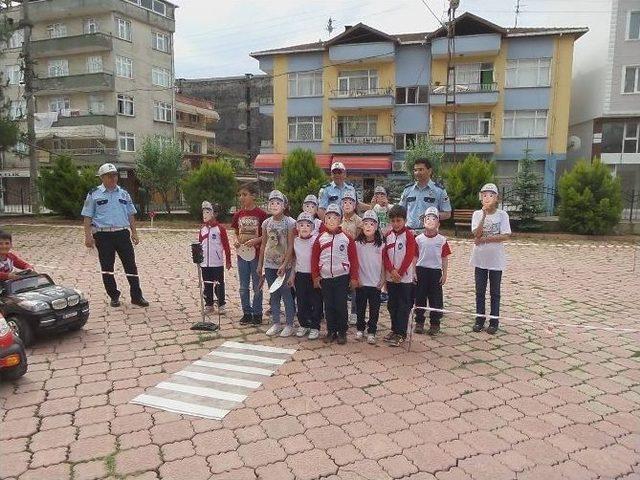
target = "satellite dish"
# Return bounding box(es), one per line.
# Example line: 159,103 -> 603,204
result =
238,123 -> 247,131
568,135 -> 581,151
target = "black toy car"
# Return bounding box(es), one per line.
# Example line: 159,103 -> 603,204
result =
0,312 -> 27,380
0,271 -> 90,346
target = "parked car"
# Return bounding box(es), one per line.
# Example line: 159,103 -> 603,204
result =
0,312 -> 27,380
0,271 -> 90,346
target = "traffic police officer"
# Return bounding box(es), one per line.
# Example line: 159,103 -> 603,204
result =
399,157 -> 452,232
81,163 -> 149,307
318,161 -> 370,219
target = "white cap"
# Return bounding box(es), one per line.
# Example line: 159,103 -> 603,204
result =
342,190 -> 357,202
480,183 -> 499,194
96,163 -> 117,177
362,210 -> 379,223
201,201 -> 213,210
331,161 -> 346,172
303,194 -> 318,205
296,212 -> 315,224
424,206 -> 439,218
374,185 -> 387,195
268,190 -> 286,203
325,204 -> 342,217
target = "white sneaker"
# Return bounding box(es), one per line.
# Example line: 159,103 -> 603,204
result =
349,313 -> 358,326
367,334 -> 376,345
217,305 -> 227,316
280,325 -> 294,337
266,324 -> 283,336
355,330 -> 364,341
308,329 -> 320,340
296,327 -> 310,337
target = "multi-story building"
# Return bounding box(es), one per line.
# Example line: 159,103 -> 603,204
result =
251,13 -> 586,202
1,0 -> 176,204
569,0 -> 640,193
175,93 -> 220,169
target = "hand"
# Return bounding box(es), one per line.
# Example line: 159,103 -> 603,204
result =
234,241 -> 240,249
440,273 -> 447,285
377,280 -> 385,290
245,238 -> 259,247
391,269 -> 401,282
287,274 -> 295,288
6,272 -> 19,280
350,278 -> 359,290
226,261 -> 232,270
277,265 -> 286,277
85,236 -> 95,248
313,277 -> 321,289
131,233 -> 140,245
258,273 -> 265,289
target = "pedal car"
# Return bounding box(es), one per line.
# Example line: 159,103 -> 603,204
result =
0,271 -> 89,346
0,312 -> 27,380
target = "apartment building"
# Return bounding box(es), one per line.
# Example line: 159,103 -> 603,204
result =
175,93 -> 220,169
251,13 -> 586,201
1,0 -> 176,203
569,0 -> 640,193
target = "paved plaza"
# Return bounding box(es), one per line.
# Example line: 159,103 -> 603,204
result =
1,225 -> 639,480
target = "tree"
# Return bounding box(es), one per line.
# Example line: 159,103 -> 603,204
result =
182,160 -> 237,219
0,4 -> 20,153
135,136 -> 185,214
38,155 -> 99,219
277,148 -> 328,217
512,148 -> 544,230
405,138 -> 444,180
444,154 -> 496,209
558,159 -> 623,235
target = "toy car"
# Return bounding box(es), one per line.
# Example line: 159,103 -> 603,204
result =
0,312 -> 27,380
0,271 -> 89,346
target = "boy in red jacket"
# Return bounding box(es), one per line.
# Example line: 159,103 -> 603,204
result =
199,202 -> 231,315
312,204 -> 359,345
0,231 -> 33,281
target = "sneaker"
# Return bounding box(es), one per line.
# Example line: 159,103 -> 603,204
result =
204,305 -> 215,315
296,326 -> 310,337
367,334 -> 376,344
383,331 -> 396,343
427,324 -> 440,336
280,325 -> 294,337
110,297 -> 121,307
349,313 -> 357,326
336,332 -> 347,345
389,335 -> 405,347
308,329 -> 320,340
239,313 -> 253,324
323,332 -> 336,344
355,330 -> 364,341
414,323 -> 425,334
266,324 -> 283,336
251,314 -> 263,325
486,324 -> 499,335
217,305 -> 227,316
472,321 -> 485,333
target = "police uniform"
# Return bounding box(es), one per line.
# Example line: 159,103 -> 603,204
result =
399,180 -> 452,231
318,181 -> 358,212
81,184 -> 145,303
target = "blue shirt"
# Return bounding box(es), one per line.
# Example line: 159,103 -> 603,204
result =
81,184 -> 137,228
318,181 -> 358,211
399,180 -> 452,230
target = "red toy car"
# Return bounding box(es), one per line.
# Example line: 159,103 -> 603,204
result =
0,313 -> 27,380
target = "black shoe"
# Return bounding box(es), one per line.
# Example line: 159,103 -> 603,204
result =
427,324 -> 440,336
336,332 -> 347,345
323,332 -> 336,344
250,314 -> 263,325
389,335 -> 405,347
472,322 -> 484,333
414,323 -> 425,334
131,297 -> 149,307
239,313 -> 253,325
110,297 -> 121,307
486,324 -> 499,335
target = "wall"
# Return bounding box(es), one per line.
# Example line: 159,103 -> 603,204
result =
394,45 -> 429,134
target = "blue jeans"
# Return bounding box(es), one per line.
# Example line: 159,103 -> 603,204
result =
237,256 -> 262,316
264,268 -> 295,326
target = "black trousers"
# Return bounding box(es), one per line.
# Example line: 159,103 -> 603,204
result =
355,286 -> 381,334
386,282 -> 413,337
475,268 -> 502,326
93,230 -> 142,300
295,273 -> 322,330
202,266 -> 225,307
321,275 -> 349,335
414,267 -> 444,326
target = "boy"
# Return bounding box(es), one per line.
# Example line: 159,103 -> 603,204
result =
340,191 -> 362,325
302,194 -> 323,234
383,205 -> 416,347
312,204 -> 359,345
199,202 -> 232,314
231,183 -> 268,325
414,207 -> 451,335
0,231 -> 33,281
372,185 -> 393,234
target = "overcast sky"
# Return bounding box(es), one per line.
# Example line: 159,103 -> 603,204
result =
171,0 -> 611,80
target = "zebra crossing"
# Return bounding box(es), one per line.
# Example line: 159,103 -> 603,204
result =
131,341 -> 297,420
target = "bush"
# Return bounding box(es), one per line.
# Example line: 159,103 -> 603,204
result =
405,138 -> 444,180
277,148 -> 327,217
38,155 -> 99,219
512,149 -> 544,230
182,161 -> 237,220
443,154 -> 496,209
558,159 -> 622,235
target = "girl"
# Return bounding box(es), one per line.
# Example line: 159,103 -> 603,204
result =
302,194 -> 323,234
470,183 -> 511,335
354,210 -> 385,344
199,201 -> 232,315
341,192 -> 362,325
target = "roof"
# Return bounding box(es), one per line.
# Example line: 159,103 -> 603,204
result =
175,93 -> 215,111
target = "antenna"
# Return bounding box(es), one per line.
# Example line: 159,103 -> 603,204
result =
326,17 -> 334,36
514,0 -> 523,28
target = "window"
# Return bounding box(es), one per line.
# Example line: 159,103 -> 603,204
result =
189,141 -> 202,154
88,94 -> 105,114
446,112 -> 491,137
506,58 -> 551,88
9,100 -> 25,120
47,59 -> 69,77
287,71 -> 322,97
337,69 -> 378,95
394,133 -> 428,150
116,18 -> 132,41
448,62 -> 494,89
84,18 -> 98,34
86,56 -> 103,73
4,65 -> 23,85
119,132 -> 136,152
337,115 -> 377,138
152,67 -> 171,87
287,116 -> 322,141
153,100 -> 172,122
623,122 -> 639,153
127,0 -> 170,18
117,94 -> 135,116
47,23 -> 67,38
116,56 -> 133,78
503,110 -> 548,138
49,97 -> 70,113
627,11 -> 640,40
395,86 -> 429,104
152,32 -> 170,52
7,29 -> 24,49
623,66 -> 640,93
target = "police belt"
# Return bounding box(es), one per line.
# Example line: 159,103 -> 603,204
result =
92,227 -> 129,233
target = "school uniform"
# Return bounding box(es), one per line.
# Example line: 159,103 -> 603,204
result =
414,233 -> 452,327
355,240 -> 384,334
199,221 -> 231,307
293,234 -> 322,330
383,228 -> 416,337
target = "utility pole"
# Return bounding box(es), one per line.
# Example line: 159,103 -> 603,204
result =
514,0 -> 522,28
244,73 -> 253,157
443,0 -> 459,160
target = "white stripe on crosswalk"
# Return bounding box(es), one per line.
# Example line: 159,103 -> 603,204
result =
132,394 -> 230,420
222,341 -> 297,355
175,370 -> 262,389
209,350 -> 287,365
156,382 -> 247,402
193,360 -> 274,376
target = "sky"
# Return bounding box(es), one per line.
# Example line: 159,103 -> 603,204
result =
171,0 -> 611,80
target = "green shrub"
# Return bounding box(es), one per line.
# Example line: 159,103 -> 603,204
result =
558,159 -> 622,235
512,149 -> 544,230
405,138 -> 444,180
277,148 -> 327,217
444,154 -> 496,209
182,161 -> 237,219
38,155 -> 99,219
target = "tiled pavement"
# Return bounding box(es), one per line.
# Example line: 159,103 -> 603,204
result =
0,225 -> 639,480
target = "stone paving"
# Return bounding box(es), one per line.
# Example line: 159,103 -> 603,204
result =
0,225 -> 639,480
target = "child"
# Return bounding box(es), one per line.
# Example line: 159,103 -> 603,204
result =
471,183 -> 511,335
354,210 -> 385,344
414,206 -> 451,335
372,186 -> 393,234
312,204 -> 359,345
383,205 -> 416,347
0,231 -> 33,281
258,190 -> 296,337
199,202 -> 232,314
289,212 -> 322,340
231,183 -> 268,325
340,191 -> 362,325
302,194 -> 323,234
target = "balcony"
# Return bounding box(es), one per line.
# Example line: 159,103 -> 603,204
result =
329,87 -> 395,110
48,147 -> 118,164
259,97 -> 273,116
330,135 -> 394,154
430,83 -> 499,106
431,33 -> 501,58
176,122 -> 216,139
31,33 -> 112,58
52,110 -> 116,129
34,72 -> 115,95
430,134 -> 495,154
329,42 -> 395,63
260,139 -> 274,154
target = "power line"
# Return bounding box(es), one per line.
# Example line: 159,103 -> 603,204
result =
418,0 -> 445,26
